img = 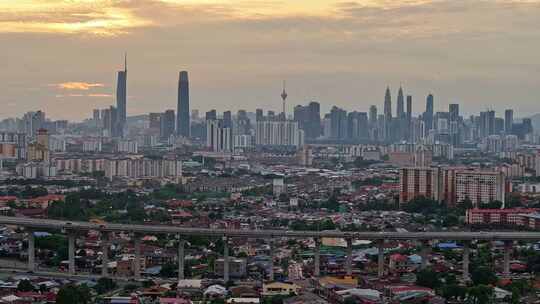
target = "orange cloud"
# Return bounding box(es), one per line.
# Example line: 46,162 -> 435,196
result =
53,82 -> 105,90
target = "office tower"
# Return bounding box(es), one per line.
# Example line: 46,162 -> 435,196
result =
347,111 -> 369,141
449,104 -> 459,121
177,71 -> 190,137
406,96 -> 412,121
424,94 -> 434,133
23,111 -> 45,138
405,95 -> 413,141
256,109 -> 264,121
293,101 -> 321,140
160,110 -> 176,140
384,87 -> 392,119
494,118 -> 504,134
93,109 -> 101,121
223,111 -> 232,128
329,106 -> 348,140
102,106 -> 117,137
369,105 -> 378,126
149,113 -> 161,130
307,102 -> 321,139
505,109 -> 514,134
522,118 -> 533,134
479,110 -> 495,138
396,86 -> 404,118
206,109 -> 217,121
237,110 -> 248,120
191,109 -> 200,121
116,54 -> 127,137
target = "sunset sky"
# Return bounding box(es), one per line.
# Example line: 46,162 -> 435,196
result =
1,0 -> 540,120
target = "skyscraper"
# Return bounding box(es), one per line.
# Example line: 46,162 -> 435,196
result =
281,81 -> 288,120
449,104 -> 459,121
160,110 -> 176,140
384,87 -> 392,119
480,110 -> 496,138
406,96 -> 413,140
424,94 -> 434,132
177,71 -> 190,137
206,109 -> 217,121
384,87 -> 392,141
369,105 -> 378,126
223,111 -> 232,128
396,86 -> 404,118
505,109 -> 514,134
406,96 -> 412,121
115,54 -> 127,137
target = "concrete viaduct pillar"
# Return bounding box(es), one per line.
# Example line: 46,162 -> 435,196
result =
68,232 -> 76,275
463,241 -> 470,282
133,234 -> 142,279
346,238 -> 353,276
27,231 -> 35,272
178,239 -> 186,281
503,240 -> 513,278
314,238 -> 321,277
420,240 -> 430,270
101,232 -> 110,277
223,237 -> 230,283
377,239 -> 384,278
269,240 -> 275,282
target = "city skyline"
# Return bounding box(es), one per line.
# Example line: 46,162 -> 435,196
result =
2,0 -> 540,120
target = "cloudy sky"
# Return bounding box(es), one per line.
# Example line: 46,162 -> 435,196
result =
1,0 -> 539,121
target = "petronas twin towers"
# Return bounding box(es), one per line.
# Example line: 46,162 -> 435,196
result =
383,86 -> 412,142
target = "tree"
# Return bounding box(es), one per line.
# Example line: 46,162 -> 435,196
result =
441,284 -> 467,301
471,266 -> 497,286
56,284 -> 92,304
94,277 -> 116,294
467,285 -> 493,304
416,268 -> 441,289
126,200 -> 145,223
480,200 -> 503,209
159,263 -> 177,278
17,279 -> 34,292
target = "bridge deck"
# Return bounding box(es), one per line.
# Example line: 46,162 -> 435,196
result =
0,216 -> 538,241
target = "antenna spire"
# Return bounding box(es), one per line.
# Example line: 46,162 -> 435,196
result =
124,52 -> 127,72
281,80 -> 288,120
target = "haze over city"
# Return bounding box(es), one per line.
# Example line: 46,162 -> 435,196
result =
2,0 -> 540,120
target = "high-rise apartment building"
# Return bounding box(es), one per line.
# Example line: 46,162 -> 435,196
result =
400,167 -> 506,207
206,119 -> 232,152
399,167 -> 443,204
255,120 -> 304,148
454,170 -> 506,207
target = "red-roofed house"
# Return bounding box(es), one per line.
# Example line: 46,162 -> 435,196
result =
28,194 -> 65,209
389,254 -> 410,273
0,196 -> 18,206
466,208 -> 538,226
